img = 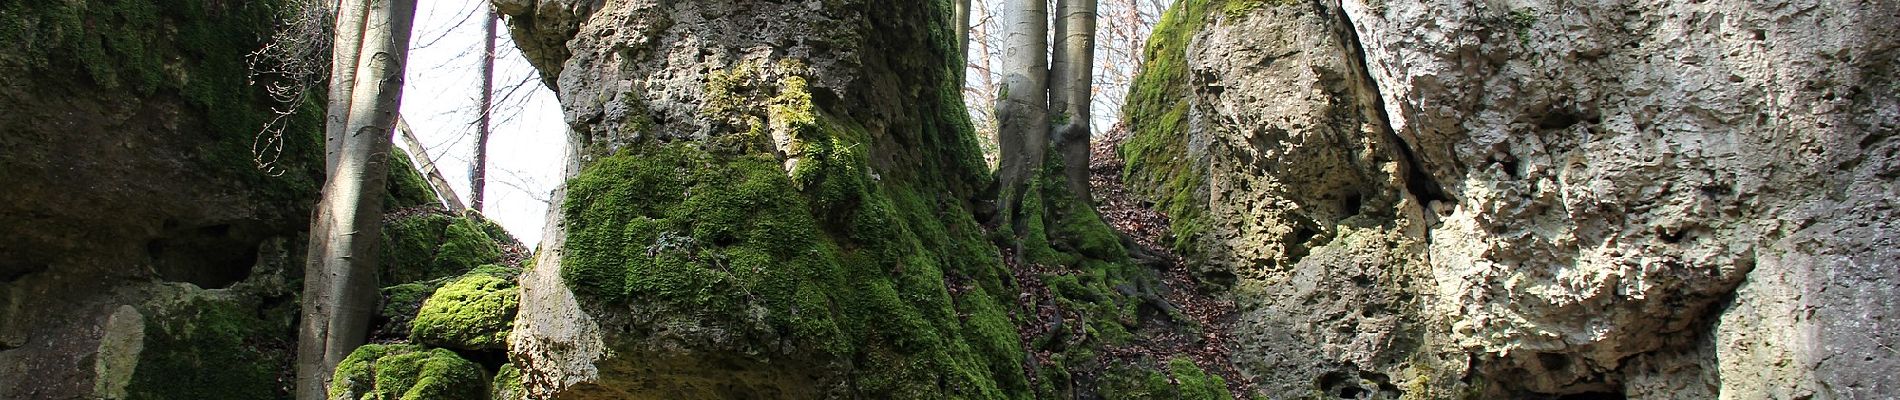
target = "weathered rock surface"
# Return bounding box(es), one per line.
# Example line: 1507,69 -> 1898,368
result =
1123,0 -> 1898,398
495,0 -> 1030,398
0,2 -> 328,398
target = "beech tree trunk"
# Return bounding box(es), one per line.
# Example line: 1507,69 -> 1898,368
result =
955,0 -> 972,64
471,7 -> 496,213
295,0 -> 417,398
1051,0 -> 1096,201
995,0 -> 1051,232
322,0 -> 369,170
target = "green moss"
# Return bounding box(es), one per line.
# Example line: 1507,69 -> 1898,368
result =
126,296 -> 287,400
410,272 -> 519,350
1120,0 -> 1229,255
2,0 -> 327,214
379,281 -> 439,336
542,0 -> 1211,396
1506,9 -> 1538,45
331,344 -> 486,400
492,363 -> 525,400
561,119 -> 1027,397
385,149 -> 440,210
1220,0 -> 1285,17
381,212 -> 508,284
378,265 -> 519,341
1168,358 -> 1234,400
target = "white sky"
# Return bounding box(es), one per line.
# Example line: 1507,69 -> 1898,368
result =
399,1 -> 563,246
397,0 -> 1168,248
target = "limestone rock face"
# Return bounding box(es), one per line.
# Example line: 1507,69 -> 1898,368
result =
1125,0 -> 1899,398
0,2 -> 328,398
496,1 -> 1020,398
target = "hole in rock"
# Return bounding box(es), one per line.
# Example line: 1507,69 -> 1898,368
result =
1556,391 -> 1628,400
149,223 -> 262,289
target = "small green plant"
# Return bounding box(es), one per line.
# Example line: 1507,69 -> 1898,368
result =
1508,10 -> 1537,45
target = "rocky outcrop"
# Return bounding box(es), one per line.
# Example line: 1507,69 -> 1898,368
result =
0,2 -> 327,398
1122,0 -> 1899,398
494,0 -> 1024,397
494,0 -> 1234,398
0,2 -> 493,398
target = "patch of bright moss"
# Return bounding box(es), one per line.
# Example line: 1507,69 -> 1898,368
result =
561,117 -> 1027,397
126,296 -> 287,400
410,272 -> 519,350
492,363 -> 525,400
330,344 -> 486,400
378,265 -> 519,342
1169,357 -> 1235,400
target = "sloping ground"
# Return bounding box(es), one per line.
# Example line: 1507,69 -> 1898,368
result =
1120,0 -> 1900,398
1090,125 -> 1251,394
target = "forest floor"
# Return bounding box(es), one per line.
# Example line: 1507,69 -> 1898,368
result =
1086,125 -> 1255,395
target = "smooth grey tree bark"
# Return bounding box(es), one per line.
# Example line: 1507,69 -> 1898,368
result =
322,0 -> 370,170
1051,0 -> 1097,201
472,7 -> 496,213
955,0 -> 973,64
295,0 -> 417,398
995,0 -> 1051,231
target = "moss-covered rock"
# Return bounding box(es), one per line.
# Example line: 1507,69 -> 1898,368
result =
124,290 -> 294,400
1168,358 -> 1235,400
330,344 -> 486,400
410,271 -> 520,350
385,149 -> 441,210
378,264 -> 520,342
380,212 -> 509,284
1119,0 -> 1227,255
491,363 -> 525,400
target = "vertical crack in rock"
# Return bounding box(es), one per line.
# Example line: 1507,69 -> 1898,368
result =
1330,0 -> 1450,210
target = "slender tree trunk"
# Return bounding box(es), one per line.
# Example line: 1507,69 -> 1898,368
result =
1051,0 -> 1096,201
955,0 -> 972,67
323,0 -> 370,171
396,115 -> 467,213
472,8 -> 496,214
295,0 -> 417,399
995,0 -> 1050,232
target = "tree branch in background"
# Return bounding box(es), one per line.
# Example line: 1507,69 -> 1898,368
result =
471,7 -> 496,213
247,0 -> 332,177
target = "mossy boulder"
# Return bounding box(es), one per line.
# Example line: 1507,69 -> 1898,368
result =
491,364 -> 525,400
330,344 -> 486,400
378,265 -> 520,342
380,212 -> 510,284
385,149 -> 441,210
124,292 -> 294,400
410,271 -> 520,350
1119,0 -> 1229,254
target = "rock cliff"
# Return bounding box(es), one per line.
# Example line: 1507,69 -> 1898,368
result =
1121,0 -> 1898,398
0,2 -> 510,397
495,0 -> 1232,398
